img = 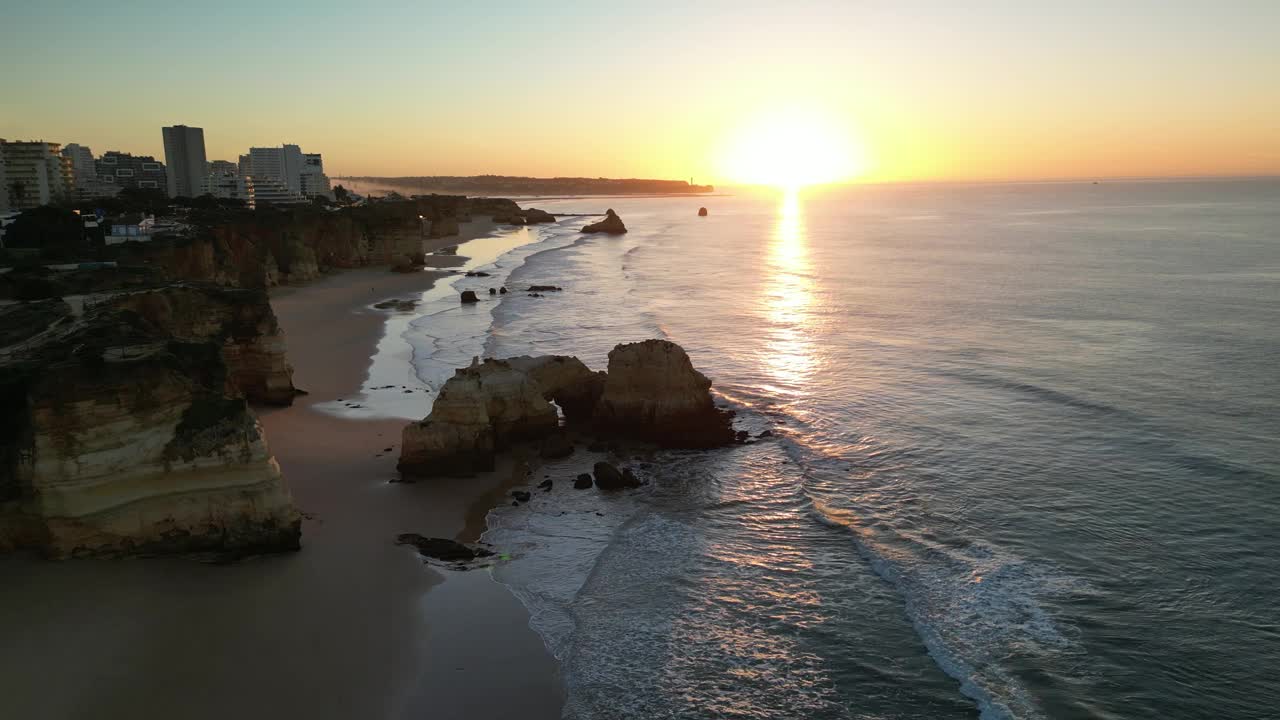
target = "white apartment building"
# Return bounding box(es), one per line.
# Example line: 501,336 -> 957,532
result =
162,124 -> 208,198
1,140 -> 74,210
242,144 -> 331,200
204,172 -> 255,208
300,152 -> 332,199
249,176 -> 304,206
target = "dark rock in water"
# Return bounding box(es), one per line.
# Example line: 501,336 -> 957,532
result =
465,271 -> 491,277
757,430 -> 773,438
512,490 -> 532,503
383,447 -> 393,452
736,430 -> 750,443
698,207 -> 708,217
526,285 -> 562,292
594,461 -> 640,490
539,432 -> 574,459
593,339 -> 735,448
537,478 -> 553,491
395,533 -> 493,562
489,288 -> 497,295
499,287 -> 508,294
460,290 -> 479,303
581,208 -> 627,234
528,293 -> 544,298
523,208 -> 557,224
574,473 -> 594,489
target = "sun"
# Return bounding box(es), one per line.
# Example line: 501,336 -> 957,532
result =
717,108 -> 867,189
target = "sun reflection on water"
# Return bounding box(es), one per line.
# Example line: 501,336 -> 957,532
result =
760,190 -> 819,393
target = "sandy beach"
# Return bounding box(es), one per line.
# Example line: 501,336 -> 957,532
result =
0,221 -> 564,720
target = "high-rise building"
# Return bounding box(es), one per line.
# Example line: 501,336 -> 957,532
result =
300,153 -> 332,199
245,145 -> 304,195
96,151 -> 167,194
61,144 -> 95,190
241,144 -> 330,200
0,140 -> 74,210
161,124 -> 208,198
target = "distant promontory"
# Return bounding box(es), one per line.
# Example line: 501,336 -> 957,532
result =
333,175 -> 714,196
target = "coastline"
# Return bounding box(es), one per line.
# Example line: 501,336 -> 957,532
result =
0,220 -> 563,719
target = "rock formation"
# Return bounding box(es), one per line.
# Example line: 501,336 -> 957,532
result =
429,216 -> 460,238
107,285 -> 299,405
460,290 -> 479,304
397,342 -> 731,477
581,209 -> 627,234
398,360 -> 559,476
0,290 -> 301,558
593,340 -> 735,447
522,208 -> 556,224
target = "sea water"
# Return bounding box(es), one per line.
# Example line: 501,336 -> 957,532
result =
393,179 -> 1280,718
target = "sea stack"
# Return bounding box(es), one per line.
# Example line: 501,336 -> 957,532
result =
593,339 -> 735,448
397,341 -> 732,477
581,209 -> 627,234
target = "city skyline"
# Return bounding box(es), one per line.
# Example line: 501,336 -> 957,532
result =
3,2 -> 1278,185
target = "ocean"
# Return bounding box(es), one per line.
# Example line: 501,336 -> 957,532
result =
369,179 -> 1280,719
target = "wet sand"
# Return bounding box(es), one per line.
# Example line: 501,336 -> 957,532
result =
0,221 -> 564,720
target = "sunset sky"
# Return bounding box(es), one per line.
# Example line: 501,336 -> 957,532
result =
3,1 -> 1277,184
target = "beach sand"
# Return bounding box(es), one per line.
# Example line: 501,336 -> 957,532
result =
0,221 -> 564,720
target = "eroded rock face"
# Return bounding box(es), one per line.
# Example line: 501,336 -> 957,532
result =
396,341 -> 733,478
0,300 -> 301,559
429,216 -> 460,238
108,285 -> 298,406
504,355 -> 605,422
398,360 -> 558,476
594,339 -> 734,447
581,209 -> 627,234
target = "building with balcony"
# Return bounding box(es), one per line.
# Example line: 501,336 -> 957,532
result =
0,140 -> 74,210
95,151 -> 167,194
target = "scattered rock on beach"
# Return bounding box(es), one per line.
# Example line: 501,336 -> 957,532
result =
574,473 -> 594,489
499,287 -> 508,294
526,285 -> 562,292
512,490 -> 531,503
594,461 -> 641,490
466,271 -> 491,277
581,209 -> 627,234
537,478 -> 553,491
395,533 -> 493,562
528,293 -> 543,298
736,430 -> 750,443
460,290 -> 479,304
698,207 -> 708,216
757,430 -> 773,438
489,288 -> 497,295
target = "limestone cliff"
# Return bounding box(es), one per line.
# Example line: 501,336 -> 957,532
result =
104,196 -> 543,289
0,290 -> 301,558
106,285 -> 298,405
